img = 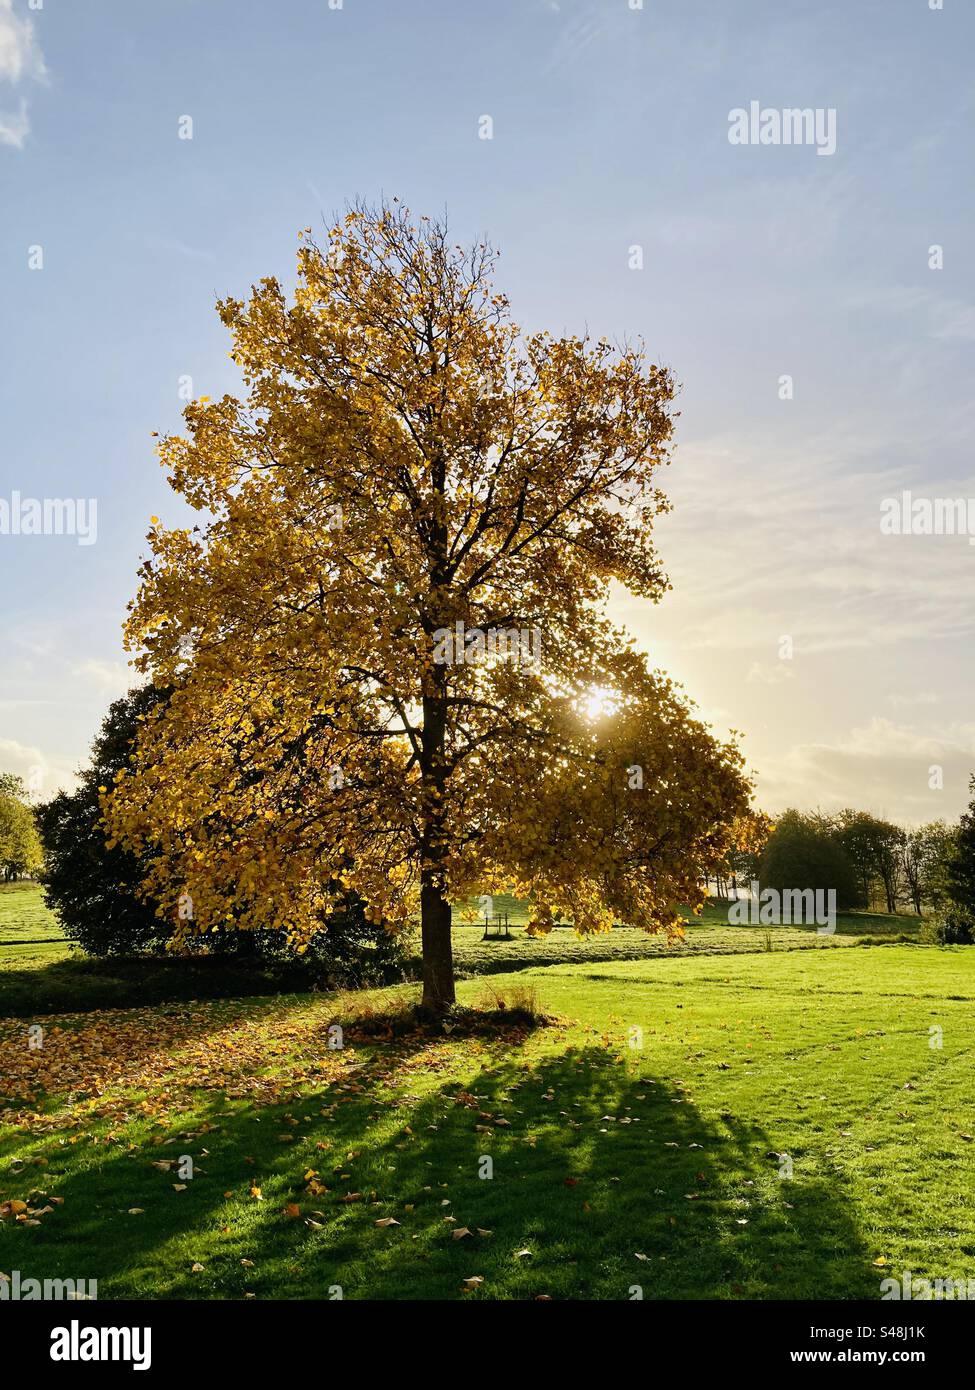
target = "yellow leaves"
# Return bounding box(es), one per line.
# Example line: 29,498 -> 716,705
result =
106,200 -> 750,968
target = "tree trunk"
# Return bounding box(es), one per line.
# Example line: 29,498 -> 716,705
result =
419,657 -> 455,1013
418,437 -> 455,1014
421,879 -> 455,1011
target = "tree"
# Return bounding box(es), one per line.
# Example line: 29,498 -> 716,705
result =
868,817 -> 906,914
917,819 -> 959,912
105,200 -> 760,1012
35,687 -> 173,954
901,828 -> 926,914
832,810 -> 905,912
0,775 -> 43,880
725,836 -> 765,896
901,820 -> 955,915
832,810 -> 878,909
759,810 -> 859,912
945,778 -> 973,928
38,686 -> 403,980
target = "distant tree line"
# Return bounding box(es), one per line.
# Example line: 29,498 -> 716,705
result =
716,797 -> 975,943
0,773 -> 43,881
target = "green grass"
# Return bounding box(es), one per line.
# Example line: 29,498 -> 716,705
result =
2,944 -> 972,1300
447,897 -> 920,976
0,885 -> 922,1017
0,882 -> 65,943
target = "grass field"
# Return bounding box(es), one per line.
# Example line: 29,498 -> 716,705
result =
0,883 -> 920,1016
2,935 -> 972,1300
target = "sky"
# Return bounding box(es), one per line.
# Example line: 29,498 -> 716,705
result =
1,0 -> 973,826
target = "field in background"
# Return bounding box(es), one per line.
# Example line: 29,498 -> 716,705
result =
0,882 -> 65,942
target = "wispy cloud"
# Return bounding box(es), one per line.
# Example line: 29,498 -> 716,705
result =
146,236 -> 217,264
0,736 -> 77,798
542,0 -> 609,76
756,718 -> 975,825
72,659 -> 135,696
0,0 -> 45,149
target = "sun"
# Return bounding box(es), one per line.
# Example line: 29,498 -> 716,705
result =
582,685 -> 619,722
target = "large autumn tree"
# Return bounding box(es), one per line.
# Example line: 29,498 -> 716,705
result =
106,200 -> 759,1010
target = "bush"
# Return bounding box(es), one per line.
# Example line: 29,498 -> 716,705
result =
929,909 -> 975,946
198,898 -> 412,988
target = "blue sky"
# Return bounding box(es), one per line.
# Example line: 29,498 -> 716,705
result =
1,0 -> 973,823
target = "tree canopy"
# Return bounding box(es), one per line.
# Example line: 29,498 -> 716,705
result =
105,200 -> 760,1009
942,776 -> 975,938
0,774 -> 43,880
758,810 -> 858,911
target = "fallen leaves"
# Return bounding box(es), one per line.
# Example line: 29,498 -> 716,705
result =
0,1001 -> 356,1131
0,1193 -> 62,1228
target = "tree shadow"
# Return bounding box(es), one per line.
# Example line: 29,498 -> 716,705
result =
1,1041 -> 875,1300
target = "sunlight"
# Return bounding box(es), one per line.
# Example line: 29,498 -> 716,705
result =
583,685 -> 620,721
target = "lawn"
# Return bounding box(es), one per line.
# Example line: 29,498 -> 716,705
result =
2,943 -> 972,1300
0,883 -> 65,943
0,884 -> 920,1016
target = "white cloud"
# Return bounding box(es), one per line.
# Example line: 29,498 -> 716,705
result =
72,659 -> 136,696
642,423 -> 975,658
0,92 -> 27,147
755,718 -> 975,826
0,736 -> 77,798
0,0 -> 46,150
747,661 -> 795,686
889,692 -> 940,710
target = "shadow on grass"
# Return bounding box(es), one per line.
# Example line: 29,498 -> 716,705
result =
0,954 -> 346,1018
0,1039 -> 875,1301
